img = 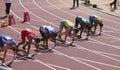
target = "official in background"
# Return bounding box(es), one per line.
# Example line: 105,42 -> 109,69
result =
110,0 -> 117,9
72,0 -> 79,8
4,0 -> 12,17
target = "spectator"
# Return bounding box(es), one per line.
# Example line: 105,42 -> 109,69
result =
4,0 -> 12,18
110,0 -> 117,9
72,0 -> 79,8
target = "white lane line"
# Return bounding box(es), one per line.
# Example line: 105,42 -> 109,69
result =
110,40 -> 120,42
103,30 -> 120,35
33,59 -> 56,70
8,26 -> 20,34
101,36 -> 119,40
74,46 -> 120,62
74,47 -> 120,58
72,56 -> 120,69
4,46 -> 120,69
53,50 -> 101,70
96,51 -> 120,58
33,0 -> 62,20
46,0 -> 76,17
46,63 -> 70,70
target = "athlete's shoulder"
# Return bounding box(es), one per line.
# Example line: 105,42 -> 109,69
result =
0,35 -> 7,38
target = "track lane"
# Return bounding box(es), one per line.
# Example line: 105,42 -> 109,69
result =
0,0 -> 120,69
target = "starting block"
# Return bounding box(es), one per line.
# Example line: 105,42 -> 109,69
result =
22,12 -> 30,23
0,65 -> 13,70
1,15 -> 16,27
16,54 -> 35,60
40,48 -> 53,53
38,45 -> 56,53
55,41 -> 75,47
8,15 -> 16,25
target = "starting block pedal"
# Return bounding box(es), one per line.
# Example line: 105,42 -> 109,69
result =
40,49 -> 52,53
16,54 -> 35,60
55,41 -> 75,47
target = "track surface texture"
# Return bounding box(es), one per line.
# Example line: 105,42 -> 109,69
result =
0,0 -> 120,70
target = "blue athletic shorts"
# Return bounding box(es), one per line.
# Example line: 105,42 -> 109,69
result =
0,39 -> 15,48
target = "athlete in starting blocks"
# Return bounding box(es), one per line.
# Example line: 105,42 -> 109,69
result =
57,19 -> 76,44
89,15 -> 103,35
16,28 -> 40,55
39,25 -> 57,50
75,16 -> 91,40
0,35 -> 16,65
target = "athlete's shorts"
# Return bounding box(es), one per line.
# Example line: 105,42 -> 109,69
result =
0,41 -> 4,48
49,32 -> 57,38
8,39 -> 15,47
89,16 -> 95,25
21,30 -> 29,41
60,20 -> 66,29
39,27 -> 57,39
0,39 -> 15,48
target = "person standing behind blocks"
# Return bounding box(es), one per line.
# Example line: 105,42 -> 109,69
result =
72,0 -> 79,8
110,0 -> 117,9
4,0 -> 12,18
